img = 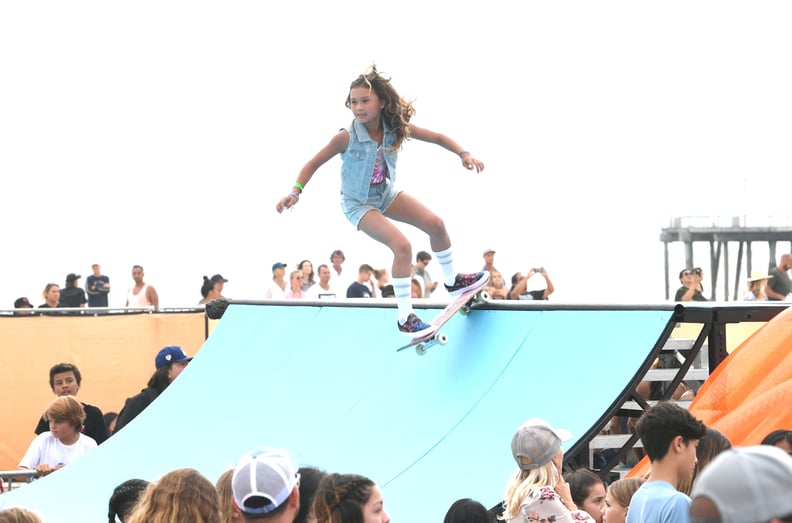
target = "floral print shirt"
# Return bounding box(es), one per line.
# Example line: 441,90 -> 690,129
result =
513,486 -> 595,523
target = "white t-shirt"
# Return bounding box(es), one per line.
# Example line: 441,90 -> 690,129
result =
265,280 -> 287,300
305,283 -> 338,300
19,432 -> 97,470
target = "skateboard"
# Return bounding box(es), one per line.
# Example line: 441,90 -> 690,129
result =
396,274 -> 491,355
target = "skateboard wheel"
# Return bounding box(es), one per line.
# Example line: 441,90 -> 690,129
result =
477,290 -> 491,303
461,304 -> 471,315
415,343 -> 427,355
437,333 -> 449,345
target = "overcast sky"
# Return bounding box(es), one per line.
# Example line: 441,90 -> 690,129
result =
2,1 -> 791,307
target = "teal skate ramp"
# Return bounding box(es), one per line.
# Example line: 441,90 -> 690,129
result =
0,302 -> 674,521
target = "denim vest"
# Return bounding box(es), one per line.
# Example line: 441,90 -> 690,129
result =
340,119 -> 399,202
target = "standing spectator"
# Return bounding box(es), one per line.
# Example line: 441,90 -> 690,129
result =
413,251 -> 438,298
125,265 -> 159,310
411,278 -> 423,298
114,346 -> 192,433
231,448 -> 300,522
34,363 -> 109,444
509,268 -> 555,300
298,260 -> 316,291
312,472 -> 390,523
689,445 -> 792,523
502,418 -> 595,522
59,273 -> 87,309
743,269 -> 773,301
294,466 -> 329,523
210,274 -> 228,297
625,402 -> 706,523
305,264 -> 337,300
766,254 -> 792,301
265,262 -> 288,300
566,468 -> 606,523
674,269 -> 707,302
443,498 -> 493,523
284,271 -> 306,299
126,468 -> 221,523
373,268 -> 392,296
19,396 -> 98,477
86,264 -> 110,307
482,249 -> 497,273
39,283 -> 60,308
329,249 -> 352,292
13,297 -> 34,316
200,276 -> 222,305
677,427 -> 731,496
347,264 -> 377,298
103,412 -> 118,436
108,478 -> 150,523
485,269 -> 509,300
601,478 -> 645,523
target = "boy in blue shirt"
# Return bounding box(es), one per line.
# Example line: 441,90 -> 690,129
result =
626,401 -> 706,523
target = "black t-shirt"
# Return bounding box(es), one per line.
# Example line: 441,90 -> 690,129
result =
346,281 -> 371,298
59,286 -> 87,308
86,275 -> 110,307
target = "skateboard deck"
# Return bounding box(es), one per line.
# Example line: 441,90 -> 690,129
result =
396,273 -> 491,355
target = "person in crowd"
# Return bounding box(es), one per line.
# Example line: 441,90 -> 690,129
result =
215,469 -> 241,523
103,412 -> 118,436
298,260 -> 316,291
761,429 -> 792,455
329,249 -> 352,291
347,264 -> 377,298
275,65 -> 488,335
502,418 -> 595,522
59,273 -> 87,309
508,268 -> 555,300
485,269 -> 509,300
108,478 -> 150,523
692,267 -> 704,294
767,254 -> 792,301
114,346 -> 192,433
284,270 -> 306,299
413,251 -> 438,298
743,269 -> 773,301
34,362 -> 109,444
677,427 -> 731,496
600,478 -> 645,523
265,262 -> 288,300
690,445 -> 792,523
19,396 -> 98,477
38,283 -> 61,310
294,466 -> 329,523
482,249 -> 497,273
200,275 -> 222,305
566,468 -> 606,523
126,265 -> 159,310
411,278 -> 424,298
126,468 -> 221,523
674,269 -> 708,302
210,274 -> 228,297
625,402 -> 707,523
306,264 -> 338,300
443,498 -> 494,523
0,508 -> 43,523
231,447 -> 300,523
373,268 -> 393,297
311,472 -> 390,523
13,296 -> 35,316
86,263 -> 111,307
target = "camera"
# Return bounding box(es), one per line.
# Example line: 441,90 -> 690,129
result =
533,267 -> 543,273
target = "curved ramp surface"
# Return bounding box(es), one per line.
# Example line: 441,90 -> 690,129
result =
1,303 -> 673,522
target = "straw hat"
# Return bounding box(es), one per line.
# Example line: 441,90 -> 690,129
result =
747,270 -> 773,282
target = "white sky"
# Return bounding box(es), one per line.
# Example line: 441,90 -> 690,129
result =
2,1 -> 791,307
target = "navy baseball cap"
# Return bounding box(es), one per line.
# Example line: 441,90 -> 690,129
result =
272,263 -> 287,271
154,345 -> 192,369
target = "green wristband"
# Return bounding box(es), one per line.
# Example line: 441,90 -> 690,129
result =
294,182 -> 304,192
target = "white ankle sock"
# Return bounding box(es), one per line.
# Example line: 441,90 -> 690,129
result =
393,277 -> 413,322
434,247 -> 456,286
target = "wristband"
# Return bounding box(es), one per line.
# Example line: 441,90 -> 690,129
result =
457,151 -> 470,158
293,182 -> 304,192
288,191 -> 300,201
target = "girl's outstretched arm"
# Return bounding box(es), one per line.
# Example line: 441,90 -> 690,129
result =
275,130 -> 349,213
409,124 -> 485,173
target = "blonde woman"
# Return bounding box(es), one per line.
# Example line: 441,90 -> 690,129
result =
502,418 -> 595,522
600,478 -> 645,523
127,468 -> 221,523
284,270 -> 306,299
743,270 -> 773,301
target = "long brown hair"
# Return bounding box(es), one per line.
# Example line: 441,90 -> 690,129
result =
126,468 -> 221,523
346,65 -> 415,152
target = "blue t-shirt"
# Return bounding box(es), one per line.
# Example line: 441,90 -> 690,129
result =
626,481 -> 690,523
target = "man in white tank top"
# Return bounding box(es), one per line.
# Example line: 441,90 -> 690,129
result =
126,265 -> 159,310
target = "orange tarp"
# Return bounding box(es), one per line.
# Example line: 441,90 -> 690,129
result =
628,307 -> 792,478
0,313 -> 206,470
